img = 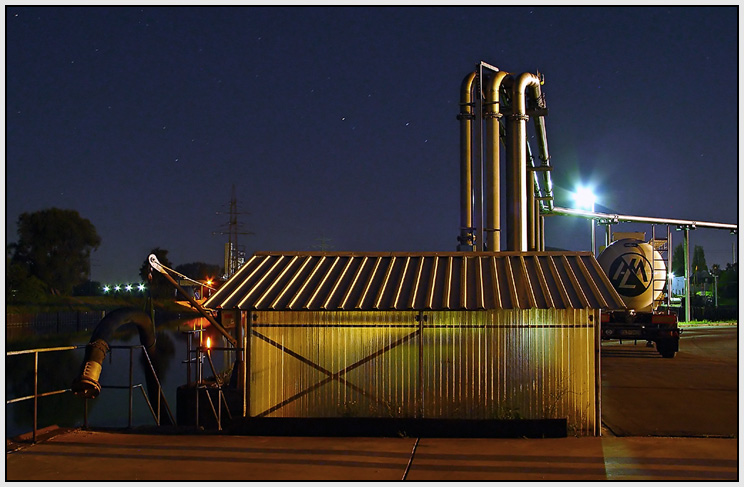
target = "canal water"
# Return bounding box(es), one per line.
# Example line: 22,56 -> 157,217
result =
5,315 -> 234,439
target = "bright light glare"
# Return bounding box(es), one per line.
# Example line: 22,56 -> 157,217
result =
114,285 -> 121,292
573,186 -> 596,210
138,283 -> 146,291
125,284 -> 133,292
206,337 -> 211,349
103,285 -> 110,293
206,279 -> 213,286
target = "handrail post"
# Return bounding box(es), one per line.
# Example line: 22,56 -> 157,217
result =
33,351 -> 38,444
128,347 -> 134,429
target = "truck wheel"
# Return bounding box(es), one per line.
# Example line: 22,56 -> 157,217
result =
656,342 -> 676,358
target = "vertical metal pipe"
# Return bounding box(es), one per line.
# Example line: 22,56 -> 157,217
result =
591,203 -> 596,257
539,215 -> 545,251
458,72 -> 477,250
667,226 -> 673,308
195,330 -> 202,429
186,333 -> 191,386
417,313 -> 424,418
128,347 -> 133,428
684,227 -> 691,322
594,310 -> 602,436
534,198 -> 540,251
245,312 -> 252,418
485,72 -> 508,252
508,72 -> 541,251
474,71 -> 484,251
33,352 -> 38,444
605,224 -> 612,249
527,177 -> 535,250
236,311 -> 245,416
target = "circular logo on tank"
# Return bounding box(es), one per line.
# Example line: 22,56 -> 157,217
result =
607,251 -> 652,297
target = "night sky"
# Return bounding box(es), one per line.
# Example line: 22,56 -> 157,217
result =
6,6 -> 740,285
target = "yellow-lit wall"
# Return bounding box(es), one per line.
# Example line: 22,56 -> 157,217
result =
246,308 -> 598,435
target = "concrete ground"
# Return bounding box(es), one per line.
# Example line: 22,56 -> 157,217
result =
600,325 -> 737,438
5,428 -> 738,481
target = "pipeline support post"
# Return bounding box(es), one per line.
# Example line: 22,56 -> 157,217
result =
684,226 -> 690,322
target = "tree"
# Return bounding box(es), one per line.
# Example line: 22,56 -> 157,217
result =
9,208 -> 101,295
691,245 -> 708,274
671,243 -> 685,277
718,263 -> 738,300
6,257 -> 48,303
139,248 -> 174,299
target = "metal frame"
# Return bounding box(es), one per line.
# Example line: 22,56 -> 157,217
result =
250,324 -> 422,417
182,327 -> 235,430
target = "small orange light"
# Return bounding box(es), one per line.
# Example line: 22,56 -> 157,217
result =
206,279 -> 213,286
206,337 -> 211,350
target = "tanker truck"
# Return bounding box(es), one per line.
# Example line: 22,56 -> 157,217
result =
597,237 -> 681,358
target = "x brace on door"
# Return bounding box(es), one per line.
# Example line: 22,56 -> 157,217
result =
251,325 -> 422,418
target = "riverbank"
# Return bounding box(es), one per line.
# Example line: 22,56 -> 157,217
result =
6,295 -> 199,317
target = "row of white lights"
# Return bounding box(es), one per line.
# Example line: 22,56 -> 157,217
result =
102,283 -> 147,293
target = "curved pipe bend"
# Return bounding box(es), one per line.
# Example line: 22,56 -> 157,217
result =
458,71 -> 477,248
72,308 -> 156,399
484,71 -> 510,251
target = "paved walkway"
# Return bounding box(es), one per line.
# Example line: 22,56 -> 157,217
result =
5,428 -> 738,481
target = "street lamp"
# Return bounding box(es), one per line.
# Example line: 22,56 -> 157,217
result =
573,185 -> 597,255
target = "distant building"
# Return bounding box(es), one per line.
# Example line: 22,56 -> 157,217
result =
671,276 -> 685,296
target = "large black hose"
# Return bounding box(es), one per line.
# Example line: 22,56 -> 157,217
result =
72,308 -> 157,399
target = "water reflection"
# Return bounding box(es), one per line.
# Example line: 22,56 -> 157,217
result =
5,315 -> 234,438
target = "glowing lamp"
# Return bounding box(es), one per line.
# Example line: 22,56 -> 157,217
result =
572,186 -> 596,210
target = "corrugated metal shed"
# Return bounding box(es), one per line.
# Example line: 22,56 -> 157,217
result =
205,251 -> 625,311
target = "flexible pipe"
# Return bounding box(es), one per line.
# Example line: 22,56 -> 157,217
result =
72,308 -> 156,399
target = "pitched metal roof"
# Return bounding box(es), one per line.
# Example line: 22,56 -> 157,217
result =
204,251 -> 626,311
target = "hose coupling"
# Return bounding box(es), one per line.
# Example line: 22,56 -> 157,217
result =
71,339 -> 109,399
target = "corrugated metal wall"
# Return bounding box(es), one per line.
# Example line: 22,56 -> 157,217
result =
247,309 -> 598,435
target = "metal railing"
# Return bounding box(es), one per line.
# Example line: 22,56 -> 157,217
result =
6,344 -> 174,443
6,345 -> 84,443
182,328 -> 234,430
105,345 -> 175,428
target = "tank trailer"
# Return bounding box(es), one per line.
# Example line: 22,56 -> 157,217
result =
597,237 -> 680,358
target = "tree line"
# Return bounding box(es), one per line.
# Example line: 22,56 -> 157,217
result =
7,208 -> 221,303
670,242 -> 738,301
